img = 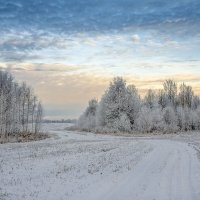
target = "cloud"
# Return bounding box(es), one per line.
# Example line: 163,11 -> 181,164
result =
0,31 -> 71,62
0,31 -> 69,50
0,51 -> 40,62
132,34 -> 140,43
0,26 -> 199,66
0,63 -> 82,73
9,67 -> 200,105
0,0 -> 200,118
0,0 -> 200,34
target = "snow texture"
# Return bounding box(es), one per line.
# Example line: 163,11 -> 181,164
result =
0,123 -> 200,200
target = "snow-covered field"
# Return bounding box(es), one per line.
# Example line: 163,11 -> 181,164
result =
1,123 -> 200,200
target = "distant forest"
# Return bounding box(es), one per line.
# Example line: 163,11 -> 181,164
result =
78,77 -> 200,133
43,119 -> 76,123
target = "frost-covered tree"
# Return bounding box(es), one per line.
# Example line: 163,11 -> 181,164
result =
113,113 -> 131,132
188,109 -> 199,130
162,106 -> 178,132
144,89 -> 158,109
178,83 -> 194,108
78,99 -> 98,131
85,99 -> 98,117
96,77 -> 129,130
195,106 -> 200,129
163,79 -> 177,107
34,102 -> 43,134
177,106 -> 186,130
78,77 -> 200,134
192,96 -> 200,110
151,107 -> 165,131
136,106 -> 164,133
96,78 -> 140,132
0,70 -> 43,140
135,106 -> 153,133
126,85 -> 141,128
177,107 -> 200,131
158,90 -> 168,109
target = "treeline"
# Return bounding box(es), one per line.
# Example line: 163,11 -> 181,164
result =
0,70 -> 43,139
77,77 -> 200,133
43,119 -> 76,123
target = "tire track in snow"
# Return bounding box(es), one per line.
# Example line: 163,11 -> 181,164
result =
97,140 -> 200,200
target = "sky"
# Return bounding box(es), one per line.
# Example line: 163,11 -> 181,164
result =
0,0 -> 200,119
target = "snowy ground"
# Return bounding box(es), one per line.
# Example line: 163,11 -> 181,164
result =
0,123 -> 200,200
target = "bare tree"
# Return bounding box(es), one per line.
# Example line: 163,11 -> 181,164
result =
34,102 -> 43,135
178,83 -> 194,108
0,70 -> 43,140
163,79 -> 177,107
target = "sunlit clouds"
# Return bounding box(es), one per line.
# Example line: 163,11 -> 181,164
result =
0,0 -> 200,118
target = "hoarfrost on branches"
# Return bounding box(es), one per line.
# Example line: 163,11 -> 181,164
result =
77,77 -> 200,134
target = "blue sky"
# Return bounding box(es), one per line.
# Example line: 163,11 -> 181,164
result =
0,0 -> 200,119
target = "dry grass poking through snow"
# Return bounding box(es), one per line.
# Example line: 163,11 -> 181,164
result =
0,132 -> 49,144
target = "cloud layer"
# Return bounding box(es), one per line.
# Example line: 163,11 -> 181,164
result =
1,0 -> 200,32
0,0 -> 199,118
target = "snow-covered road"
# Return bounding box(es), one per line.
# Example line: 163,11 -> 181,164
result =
0,124 -> 200,200
99,140 -> 200,200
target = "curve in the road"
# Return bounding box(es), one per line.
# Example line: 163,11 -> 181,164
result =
99,140 -> 200,200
